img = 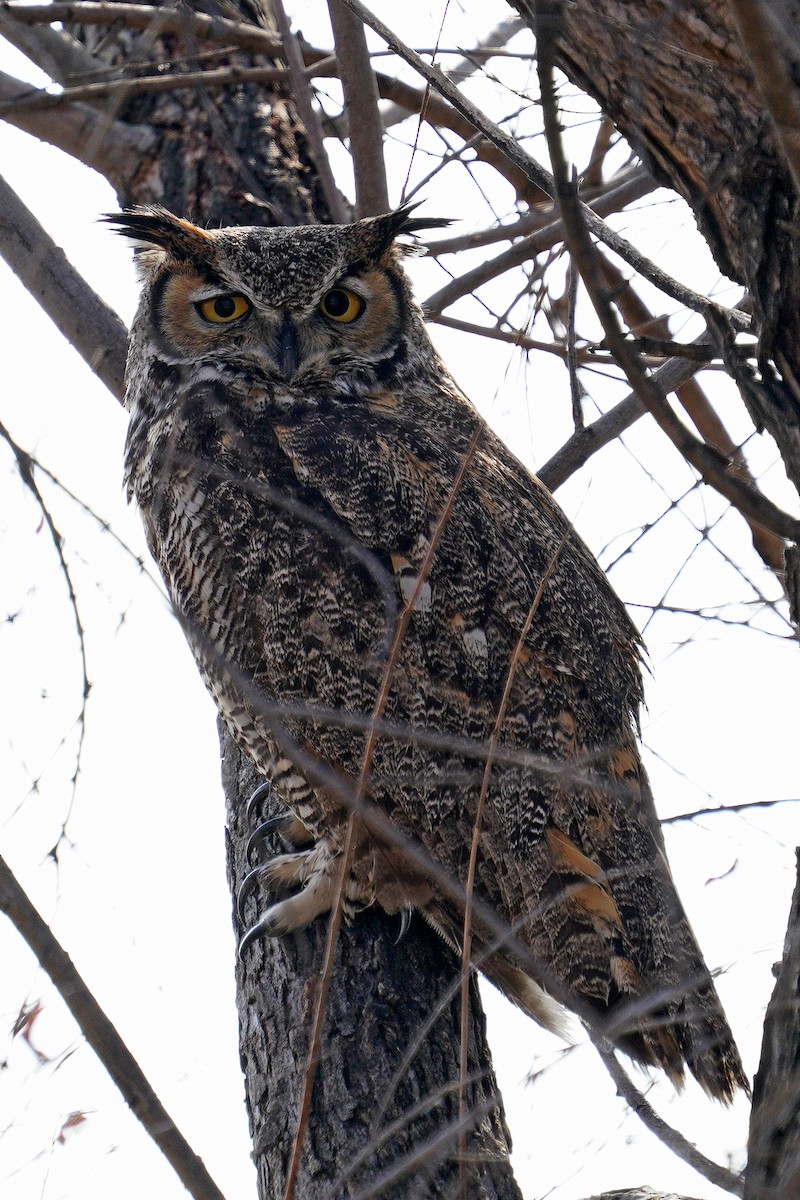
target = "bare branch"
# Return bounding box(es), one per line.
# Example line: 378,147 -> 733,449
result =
0,418 -> 90,841
0,67 -> 154,179
595,1045 -> 745,1196
336,0 -> 751,334
1,1 -> 281,56
0,61 -> 290,108
599,251 -> 788,584
379,14 -> 524,130
368,69 -> 549,205
270,0 -> 347,223
423,169 -> 687,317
662,797 -> 800,826
0,173 -> 126,400
0,851 -> 229,1200
533,10 -> 800,547
328,0 -> 389,216
0,9 -> 103,84
537,359 -> 697,492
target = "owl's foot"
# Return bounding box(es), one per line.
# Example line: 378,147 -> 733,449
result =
239,844 -> 341,953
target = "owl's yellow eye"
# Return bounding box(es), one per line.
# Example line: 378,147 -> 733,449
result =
197,294 -> 250,324
319,287 -> 364,323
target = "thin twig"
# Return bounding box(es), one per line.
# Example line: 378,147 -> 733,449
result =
328,0 -> 389,216
283,425 -> 484,1200
661,796 -> 800,826
380,14 -> 524,130
371,70 -> 548,205
0,419 -> 90,841
0,852 -> 229,1200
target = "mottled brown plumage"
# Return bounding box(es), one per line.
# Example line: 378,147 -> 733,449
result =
109,204 -> 748,1102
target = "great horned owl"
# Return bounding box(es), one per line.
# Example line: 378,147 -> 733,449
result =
109,205 -> 747,1102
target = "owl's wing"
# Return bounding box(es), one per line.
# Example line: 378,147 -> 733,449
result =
255,389 -> 746,1101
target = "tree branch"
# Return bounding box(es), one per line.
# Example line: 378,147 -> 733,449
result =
535,363 -> 690,492
328,0 -> 389,216
532,4 -> 800,549
598,250 -> 788,584
0,851 -> 229,1200
0,174 -> 127,400
0,8 -> 103,84
422,169 -> 704,318
270,0 -> 347,223
378,14 -> 524,130
596,1044 -> 745,1197
335,0 -> 751,335
0,62 -> 291,109
1,1 -> 282,56
0,66 -> 154,180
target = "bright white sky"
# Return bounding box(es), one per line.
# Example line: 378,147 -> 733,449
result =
1,6 -> 798,1200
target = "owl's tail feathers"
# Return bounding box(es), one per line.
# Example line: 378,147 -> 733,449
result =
420,903 -> 571,1038
421,902 -> 748,1104
605,979 -> 751,1105
481,952 -> 573,1040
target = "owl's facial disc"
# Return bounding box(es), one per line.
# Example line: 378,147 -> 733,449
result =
154,264 -> 402,384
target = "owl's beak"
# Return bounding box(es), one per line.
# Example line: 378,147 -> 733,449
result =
275,313 -> 300,378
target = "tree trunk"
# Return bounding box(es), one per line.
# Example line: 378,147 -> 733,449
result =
744,853 -> 800,1200
69,3 -> 521,1195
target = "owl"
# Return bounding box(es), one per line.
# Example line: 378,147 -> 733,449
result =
108,204 -> 747,1103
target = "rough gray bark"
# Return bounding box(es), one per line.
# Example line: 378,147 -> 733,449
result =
64,4 -> 522,1195
744,852 -> 800,1200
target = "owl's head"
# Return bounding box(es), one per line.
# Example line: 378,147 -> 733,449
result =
107,205 -> 448,400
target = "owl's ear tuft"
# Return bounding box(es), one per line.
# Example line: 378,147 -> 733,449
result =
360,203 -> 451,260
102,206 -> 212,267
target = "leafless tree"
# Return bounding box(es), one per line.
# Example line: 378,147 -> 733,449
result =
0,3 -> 797,1199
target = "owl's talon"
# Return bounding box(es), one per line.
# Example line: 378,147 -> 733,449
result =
395,907 -> 413,943
237,863 -> 270,922
246,815 -> 289,863
246,780 -> 272,823
238,912 -> 279,958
